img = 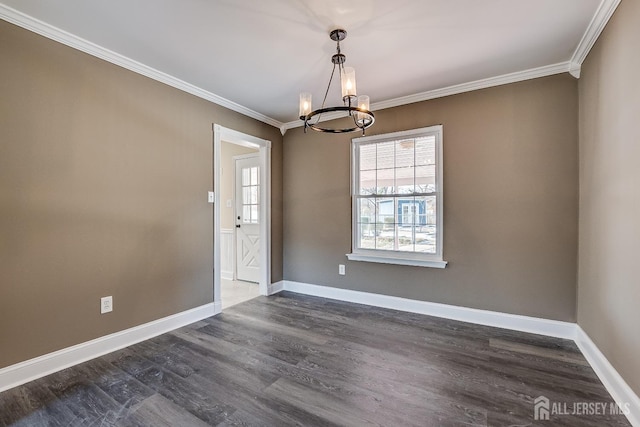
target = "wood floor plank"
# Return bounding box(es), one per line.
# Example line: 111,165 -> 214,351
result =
196,320 -> 313,365
75,357 -> 155,408
216,408 -> 274,427
216,310 -> 331,346
489,337 -> 591,366
264,377 -> 383,426
0,292 -> 632,426
132,333 -> 281,392
45,371 -> 123,425
116,393 -> 211,427
0,378 -> 78,427
133,365 -> 235,425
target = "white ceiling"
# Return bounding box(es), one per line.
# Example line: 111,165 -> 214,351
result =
0,0 -> 616,129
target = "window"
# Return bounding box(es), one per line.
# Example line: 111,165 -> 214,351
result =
348,125 -> 447,268
241,166 -> 259,224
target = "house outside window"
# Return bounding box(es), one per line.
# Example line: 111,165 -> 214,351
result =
347,125 -> 447,268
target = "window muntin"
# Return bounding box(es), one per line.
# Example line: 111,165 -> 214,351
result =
350,126 -> 444,267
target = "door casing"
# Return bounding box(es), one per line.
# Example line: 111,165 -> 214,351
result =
213,124 -> 271,312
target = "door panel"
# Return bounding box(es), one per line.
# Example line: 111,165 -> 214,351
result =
235,155 -> 260,283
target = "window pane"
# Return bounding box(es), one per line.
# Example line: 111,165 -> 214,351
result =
376,141 -> 394,169
243,206 -> 251,223
397,224 -> 415,252
242,168 -> 250,186
360,170 -> 376,195
377,168 -> 394,194
395,139 -> 414,168
399,197 -> 416,226
413,195 -> 437,226
415,136 -> 435,166
414,195 -> 436,254
397,196 -> 417,252
396,167 -> 414,194
376,197 -> 394,224
242,187 -> 251,204
375,222 -> 395,250
251,167 -> 259,185
415,165 -> 436,193
360,144 -> 376,171
358,224 -> 376,249
357,197 -> 376,224
250,186 -> 259,204
251,205 -> 259,223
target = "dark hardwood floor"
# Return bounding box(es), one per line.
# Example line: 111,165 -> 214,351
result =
0,291 -> 631,426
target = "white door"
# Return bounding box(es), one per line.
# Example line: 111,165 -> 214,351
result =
235,155 -> 260,283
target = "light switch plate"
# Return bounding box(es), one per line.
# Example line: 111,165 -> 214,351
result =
101,296 -> 113,314
208,191 -> 215,203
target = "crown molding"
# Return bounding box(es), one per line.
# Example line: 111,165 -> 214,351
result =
371,62 -> 571,111
571,0 -> 622,66
0,4 -> 284,130
281,61 -> 572,132
569,62 -> 582,79
3,0 -> 618,134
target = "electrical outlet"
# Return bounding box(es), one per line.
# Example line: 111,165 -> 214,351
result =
338,264 -> 346,275
101,296 -> 113,314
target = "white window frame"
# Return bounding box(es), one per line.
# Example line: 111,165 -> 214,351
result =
347,125 -> 447,268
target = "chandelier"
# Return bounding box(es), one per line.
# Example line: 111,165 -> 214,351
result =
299,29 -> 375,135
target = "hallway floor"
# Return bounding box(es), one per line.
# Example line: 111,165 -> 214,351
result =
220,279 -> 259,309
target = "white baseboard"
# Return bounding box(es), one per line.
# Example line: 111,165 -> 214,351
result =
268,280 -> 284,295
575,327 -> 640,427
279,280 -> 639,427
281,281 -> 575,339
0,302 -> 217,393
2,281 -> 637,427
213,301 -> 223,315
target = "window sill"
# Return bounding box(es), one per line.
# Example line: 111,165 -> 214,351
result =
346,253 -> 448,269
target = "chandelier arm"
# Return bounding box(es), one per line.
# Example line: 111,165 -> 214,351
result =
311,62 -> 337,126
320,62 -> 336,110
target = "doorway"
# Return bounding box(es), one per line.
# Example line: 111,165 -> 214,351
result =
213,125 -> 271,313
219,146 -> 260,309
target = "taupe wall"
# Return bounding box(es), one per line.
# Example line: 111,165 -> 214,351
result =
283,74 -> 578,321
0,21 -> 282,368
220,142 -> 258,230
578,1 -> 640,395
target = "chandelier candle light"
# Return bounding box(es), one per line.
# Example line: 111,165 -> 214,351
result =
299,29 -> 374,135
